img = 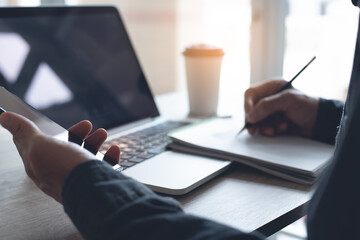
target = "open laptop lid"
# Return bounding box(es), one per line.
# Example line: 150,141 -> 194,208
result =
0,6 -> 160,131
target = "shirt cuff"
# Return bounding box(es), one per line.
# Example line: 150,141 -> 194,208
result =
312,98 -> 344,144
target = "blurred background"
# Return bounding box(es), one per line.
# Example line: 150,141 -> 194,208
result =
0,0 -> 358,101
0,0 -> 358,239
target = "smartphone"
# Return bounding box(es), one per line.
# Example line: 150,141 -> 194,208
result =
0,87 -> 66,137
0,87 -> 105,160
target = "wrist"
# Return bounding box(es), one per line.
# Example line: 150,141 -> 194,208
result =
312,98 -> 344,144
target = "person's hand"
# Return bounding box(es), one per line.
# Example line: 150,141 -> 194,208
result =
244,79 -> 320,138
0,112 -> 120,203
68,120 -> 120,166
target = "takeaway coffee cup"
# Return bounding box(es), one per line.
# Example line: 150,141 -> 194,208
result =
183,44 -> 224,117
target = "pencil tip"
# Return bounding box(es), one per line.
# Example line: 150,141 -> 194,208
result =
236,126 -> 246,136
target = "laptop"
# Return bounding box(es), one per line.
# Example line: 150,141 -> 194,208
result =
0,6 -> 230,195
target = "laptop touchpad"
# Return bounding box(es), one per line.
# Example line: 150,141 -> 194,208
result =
123,151 -> 230,195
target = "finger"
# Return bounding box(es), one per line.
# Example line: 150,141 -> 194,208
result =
259,125 -> 275,137
267,121 -> 288,136
68,120 -> 93,145
244,88 -> 256,114
277,121 -> 288,133
103,145 -> 121,166
0,112 -> 39,145
83,128 -> 107,154
0,112 -> 41,180
252,112 -> 288,136
248,90 -> 294,124
267,113 -> 288,134
247,126 -> 256,135
244,79 -> 287,114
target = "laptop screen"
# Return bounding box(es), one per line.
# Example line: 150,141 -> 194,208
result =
0,6 -> 159,130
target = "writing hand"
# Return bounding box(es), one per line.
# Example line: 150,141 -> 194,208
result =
244,79 -> 319,137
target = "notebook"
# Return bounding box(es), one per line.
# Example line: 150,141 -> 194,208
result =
0,6 -> 230,195
168,118 -> 335,185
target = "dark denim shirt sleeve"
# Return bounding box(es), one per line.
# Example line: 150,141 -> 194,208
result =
62,160 -> 264,240
312,98 -> 344,144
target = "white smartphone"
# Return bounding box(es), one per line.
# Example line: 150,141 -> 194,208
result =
0,86 -> 106,160
0,86 -> 65,136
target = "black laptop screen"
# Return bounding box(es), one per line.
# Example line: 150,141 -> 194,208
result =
0,7 -> 159,130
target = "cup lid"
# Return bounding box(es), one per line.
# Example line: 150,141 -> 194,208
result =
183,44 -> 224,57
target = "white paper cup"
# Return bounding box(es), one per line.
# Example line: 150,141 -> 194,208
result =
183,44 -> 224,117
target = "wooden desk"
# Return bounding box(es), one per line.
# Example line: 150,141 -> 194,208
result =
0,92 -> 313,239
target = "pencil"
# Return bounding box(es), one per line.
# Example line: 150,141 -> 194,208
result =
237,56 -> 316,135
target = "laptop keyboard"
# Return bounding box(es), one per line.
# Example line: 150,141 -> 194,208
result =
99,121 -> 188,171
